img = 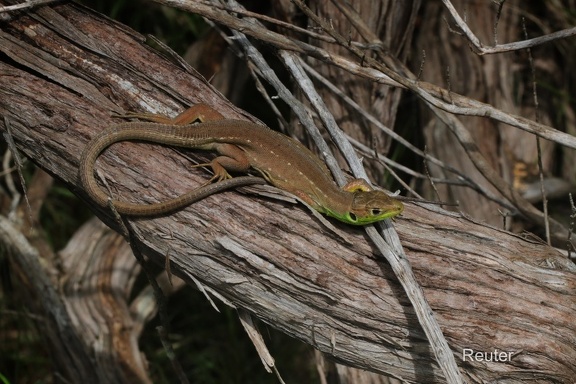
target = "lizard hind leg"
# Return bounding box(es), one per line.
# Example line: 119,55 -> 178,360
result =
189,160 -> 233,187
190,143 -> 252,186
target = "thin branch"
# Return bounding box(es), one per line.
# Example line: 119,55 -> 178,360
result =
0,0 -> 59,13
523,16 -> 551,245
441,0 -> 576,54
493,0 -> 506,45
3,117 -> 32,224
568,193 -> 575,260
349,136 -> 515,210
210,1 -> 464,382
197,0 -> 378,50
122,216 -> 190,384
153,0 -> 576,152
301,61 -> 514,208
294,0 -> 571,245
431,107 -> 569,244
300,62 -> 453,177
290,2 -> 463,383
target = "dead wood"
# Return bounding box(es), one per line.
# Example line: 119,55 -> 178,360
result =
0,3 -> 575,383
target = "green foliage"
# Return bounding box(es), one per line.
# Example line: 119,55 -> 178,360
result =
0,372 -> 12,384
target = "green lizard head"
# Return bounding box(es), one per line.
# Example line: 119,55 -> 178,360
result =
325,190 -> 404,225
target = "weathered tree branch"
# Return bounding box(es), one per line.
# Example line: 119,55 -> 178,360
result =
440,0 -> 576,54
1,3 -> 575,383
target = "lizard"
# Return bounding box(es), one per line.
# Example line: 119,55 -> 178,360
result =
79,103 -> 404,224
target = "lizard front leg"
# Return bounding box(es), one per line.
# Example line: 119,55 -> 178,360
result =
342,178 -> 373,193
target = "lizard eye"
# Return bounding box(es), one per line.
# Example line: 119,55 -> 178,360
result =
371,208 -> 382,216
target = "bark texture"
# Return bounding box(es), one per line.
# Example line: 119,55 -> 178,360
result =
302,0 -> 420,182
0,3 -> 575,383
415,0 -> 574,233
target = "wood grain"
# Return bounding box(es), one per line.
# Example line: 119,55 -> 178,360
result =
0,3 -> 574,383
